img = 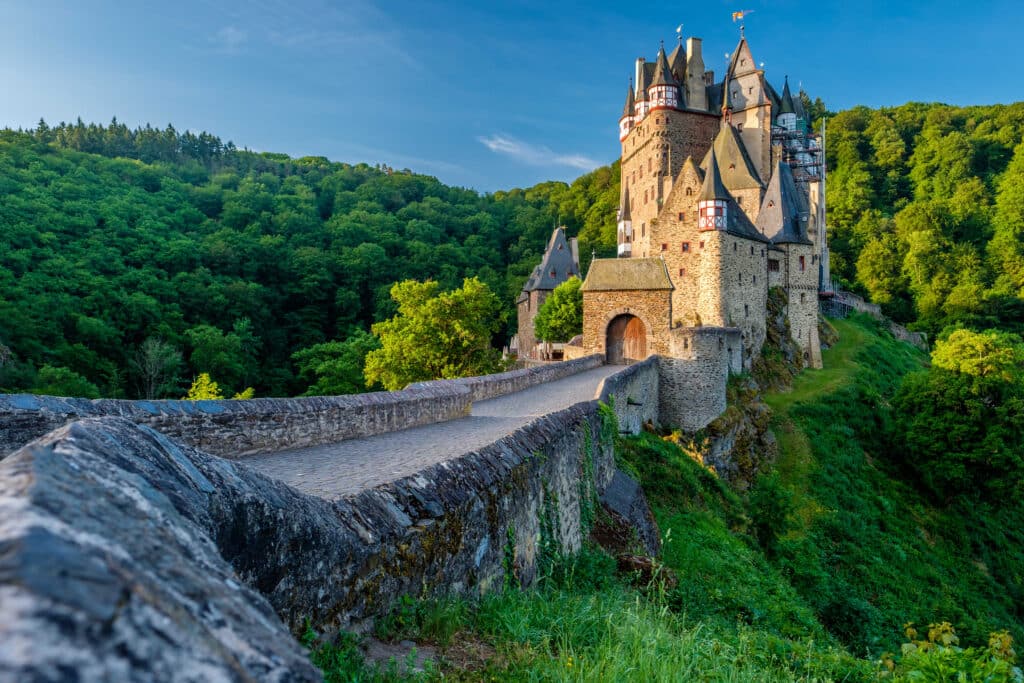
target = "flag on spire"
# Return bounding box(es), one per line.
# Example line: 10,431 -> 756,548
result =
732,9 -> 755,22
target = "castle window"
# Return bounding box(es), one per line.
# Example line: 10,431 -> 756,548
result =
738,272 -> 742,284
812,254 -> 818,264
644,189 -> 648,203
768,259 -> 780,272
748,87 -> 753,95
642,223 -> 646,237
648,158 -> 652,172
799,255 -> 806,272
761,249 -> 765,257
679,267 -> 686,276
750,245 -> 754,255
745,304 -> 749,317
768,200 -> 775,208
550,270 -> 556,278
699,241 -> 705,249
681,242 -> 690,252
733,242 -> 737,252
661,243 -> 668,251
800,293 -> 806,303
686,187 -> 693,196
753,275 -> 757,284
683,338 -> 689,349
737,196 -> 743,205
737,123 -> 743,132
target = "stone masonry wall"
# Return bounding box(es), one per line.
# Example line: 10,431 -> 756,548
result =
582,289 -> 673,359
408,355 -> 603,402
783,243 -> 823,368
2,404 -> 621,639
594,356 -> 660,434
0,357 -> 602,460
658,326 -> 740,431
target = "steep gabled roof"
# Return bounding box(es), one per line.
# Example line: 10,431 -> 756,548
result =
636,61 -> 654,99
780,77 -> 796,115
698,148 -> 730,202
650,44 -> 677,87
765,79 -> 782,112
619,184 -> 632,222
700,124 -> 763,190
755,161 -> 813,245
697,148 -> 768,243
622,84 -> 635,119
521,227 -> 580,293
582,258 -> 674,292
667,42 -> 686,82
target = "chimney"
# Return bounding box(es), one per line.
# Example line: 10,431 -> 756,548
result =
635,57 -> 646,96
685,37 -> 708,111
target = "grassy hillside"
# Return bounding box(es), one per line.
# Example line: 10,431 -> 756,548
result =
302,316 -> 1023,680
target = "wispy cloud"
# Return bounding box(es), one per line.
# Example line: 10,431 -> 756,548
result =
477,134 -> 598,170
211,25 -> 247,54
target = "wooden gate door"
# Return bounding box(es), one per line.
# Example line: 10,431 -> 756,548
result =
606,315 -> 646,364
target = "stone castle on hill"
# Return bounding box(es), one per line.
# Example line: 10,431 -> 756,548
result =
517,27 -> 832,427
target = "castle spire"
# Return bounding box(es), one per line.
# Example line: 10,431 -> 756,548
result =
622,81 -> 635,119
780,76 -> 796,115
648,42 -> 680,110
698,147 -> 731,202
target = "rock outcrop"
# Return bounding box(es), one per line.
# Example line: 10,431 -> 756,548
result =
0,418 -> 320,682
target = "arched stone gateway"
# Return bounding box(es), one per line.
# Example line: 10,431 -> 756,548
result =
606,314 -> 646,364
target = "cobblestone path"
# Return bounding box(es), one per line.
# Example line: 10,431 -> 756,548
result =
243,365 -> 621,500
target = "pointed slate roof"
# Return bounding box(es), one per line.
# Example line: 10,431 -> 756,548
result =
619,185 -> 632,222
698,148 -> 730,202
696,149 -> 767,243
700,124 -> 763,190
582,258 -> 674,292
755,162 -> 813,245
667,42 -> 686,81
520,227 -> 580,293
622,84 -> 635,119
780,77 -> 796,115
650,44 -> 677,87
636,61 -> 654,99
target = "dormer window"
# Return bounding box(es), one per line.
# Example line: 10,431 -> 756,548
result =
686,187 -> 693,196
550,270 -> 556,278
768,200 -> 775,208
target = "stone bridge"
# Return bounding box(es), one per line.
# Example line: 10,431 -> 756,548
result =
0,355 -> 704,680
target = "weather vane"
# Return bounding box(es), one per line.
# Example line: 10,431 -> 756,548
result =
676,23 -> 683,44
731,9 -> 755,37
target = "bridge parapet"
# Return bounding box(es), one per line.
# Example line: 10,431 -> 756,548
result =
0,384 -> 472,460
407,354 -> 602,402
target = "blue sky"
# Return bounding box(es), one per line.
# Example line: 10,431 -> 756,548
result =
1,0 -> 1021,191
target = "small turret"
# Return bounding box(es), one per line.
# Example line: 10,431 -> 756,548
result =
698,148 -> 731,231
777,77 -> 798,131
619,83 -> 636,141
648,42 -> 679,110
617,185 -> 633,257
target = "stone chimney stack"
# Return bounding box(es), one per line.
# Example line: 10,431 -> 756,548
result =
685,37 -> 707,111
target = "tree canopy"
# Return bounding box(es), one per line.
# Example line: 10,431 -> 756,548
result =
363,278 -> 507,391
534,276 -> 583,343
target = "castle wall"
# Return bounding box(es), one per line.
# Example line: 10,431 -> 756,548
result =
516,290 -> 549,360
581,289 -> 673,359
782,244 -> 822,368
657,326 -> 741,431
595,356 -> 660,434
620,109 -> 720,255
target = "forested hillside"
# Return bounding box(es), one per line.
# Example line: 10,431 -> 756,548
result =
3,101 -> 1024,399
0,121 -> 617,398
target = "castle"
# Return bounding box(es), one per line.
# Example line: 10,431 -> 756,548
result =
518,27 -> 831,428
521,27 -> 829,368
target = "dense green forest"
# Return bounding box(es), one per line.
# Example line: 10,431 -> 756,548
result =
4,103 -> 1024,398
0,119 -> 617,398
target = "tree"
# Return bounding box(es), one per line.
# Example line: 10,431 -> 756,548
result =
534,276 -> 583,343
31,365 -> 101,399
895,330 -> 1024,499
292,329 -> 381,395
184,373 -> 223,400
131,337 -> 183,399
364,277 -> 506,390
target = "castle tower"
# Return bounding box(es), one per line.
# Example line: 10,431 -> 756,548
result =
617,185 -> 633,257
721,35 -> 772,183
647,43 -> 680,110
515,227 -> 580,360
619,84 -> 636,142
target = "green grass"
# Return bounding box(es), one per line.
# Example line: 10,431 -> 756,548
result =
303,314 -> 1024,680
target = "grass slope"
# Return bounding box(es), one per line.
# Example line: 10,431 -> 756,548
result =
303,315 -> 1023,680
